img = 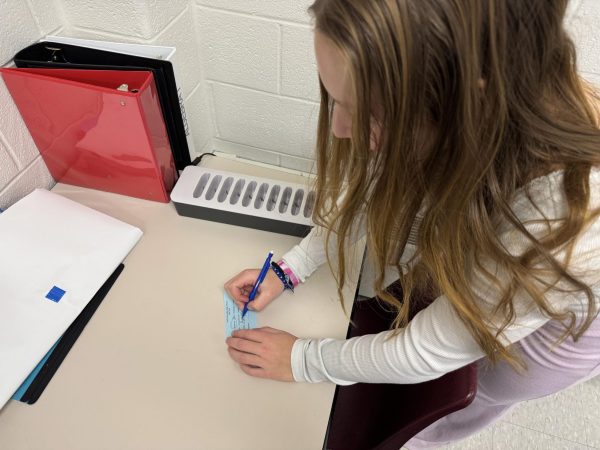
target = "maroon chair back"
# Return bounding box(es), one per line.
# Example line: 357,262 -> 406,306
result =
324,283 -> 477,450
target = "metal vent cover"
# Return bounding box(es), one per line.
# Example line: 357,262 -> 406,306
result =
171,166 -> 315,237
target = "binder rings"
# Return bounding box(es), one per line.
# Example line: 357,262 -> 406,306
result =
0,68 -> 177,203
14,41 -> 193,171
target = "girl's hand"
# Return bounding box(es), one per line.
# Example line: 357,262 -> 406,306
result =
226,327 -> 296,381
224,268 -> 284,312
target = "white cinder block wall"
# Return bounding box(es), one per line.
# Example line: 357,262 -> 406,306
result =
194,1 -> 319,172
1,0 -> 599,209
0,0 -> 63,209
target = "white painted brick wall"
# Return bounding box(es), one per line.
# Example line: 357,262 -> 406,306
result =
281,25 -> 320,102
194,0 -> 318,170
210,82 -> 318,156
195,0 -> 312,24
60,0 -> 188,40
1,0 -> 599,209
0,0 -> 59,209
196,8 -> 280,93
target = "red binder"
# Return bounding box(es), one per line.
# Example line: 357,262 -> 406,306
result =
0,68 -> 176,202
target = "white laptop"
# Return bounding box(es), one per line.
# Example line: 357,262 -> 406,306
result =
0,189 -> 142,409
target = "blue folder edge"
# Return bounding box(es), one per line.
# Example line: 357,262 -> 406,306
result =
12,340 -> 61,401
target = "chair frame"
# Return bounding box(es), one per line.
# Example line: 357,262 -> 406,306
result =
323,283 -> 478,450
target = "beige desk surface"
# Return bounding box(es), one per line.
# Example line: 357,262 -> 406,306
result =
0,159 -> 363,450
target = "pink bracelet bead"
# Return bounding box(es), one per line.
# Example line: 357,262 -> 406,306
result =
277,260 -> 300,287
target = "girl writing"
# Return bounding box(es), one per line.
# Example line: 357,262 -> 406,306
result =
225,0 -> 600,446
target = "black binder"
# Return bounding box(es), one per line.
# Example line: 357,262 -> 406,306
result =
14,42 -> 192,171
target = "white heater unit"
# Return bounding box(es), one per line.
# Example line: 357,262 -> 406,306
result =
170,166 -> 315,237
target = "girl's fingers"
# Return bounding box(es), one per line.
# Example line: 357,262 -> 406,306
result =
226,336 -> 262,354
227,347 -> 262,367
240,364 -> 266,378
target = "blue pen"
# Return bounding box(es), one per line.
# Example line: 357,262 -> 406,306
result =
242,250 -> 274,318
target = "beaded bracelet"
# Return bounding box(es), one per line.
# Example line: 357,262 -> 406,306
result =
277,259 -> 299,287
270,261 -> 294,292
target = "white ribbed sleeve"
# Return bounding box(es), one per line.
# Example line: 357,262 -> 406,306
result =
281,217 -> 367,282
288,169 -> 600,385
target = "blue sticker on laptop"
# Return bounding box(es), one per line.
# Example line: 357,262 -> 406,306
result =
46,286 -> 66,303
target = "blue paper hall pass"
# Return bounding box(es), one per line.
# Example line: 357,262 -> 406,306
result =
224,292 -> 257,338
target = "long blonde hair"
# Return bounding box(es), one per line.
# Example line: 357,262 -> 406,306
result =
309,0 -> 600,367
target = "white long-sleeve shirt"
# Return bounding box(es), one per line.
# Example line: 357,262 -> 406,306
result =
282,168 -> 600,385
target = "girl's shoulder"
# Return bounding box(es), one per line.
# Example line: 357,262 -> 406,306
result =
493,167 -> 600,291
509,166 -> 600,224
